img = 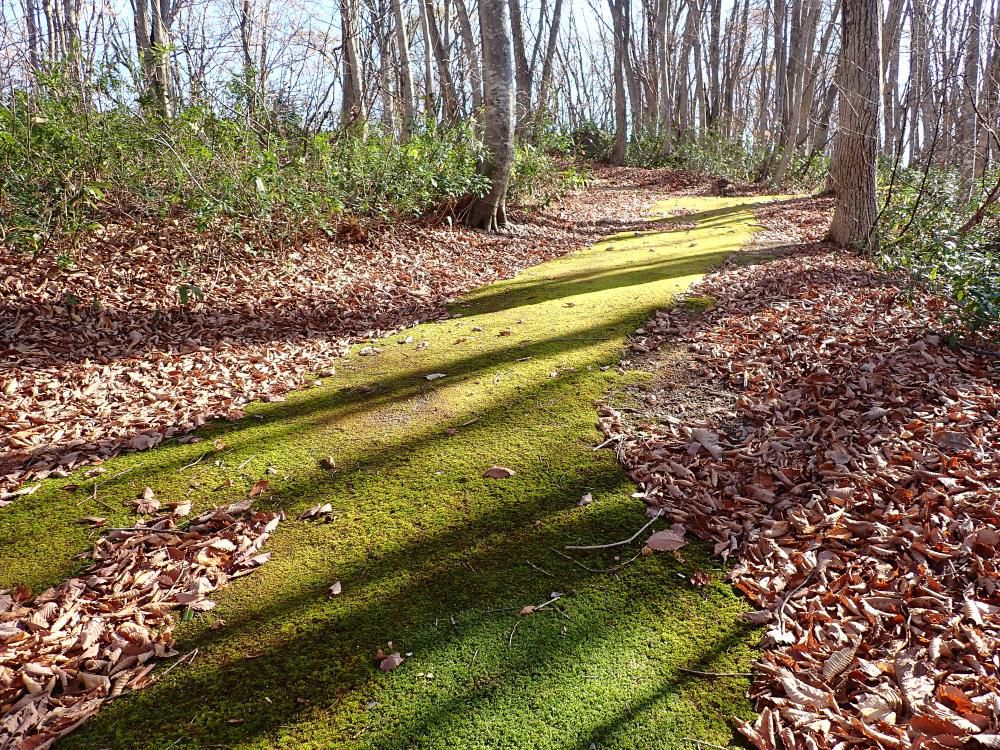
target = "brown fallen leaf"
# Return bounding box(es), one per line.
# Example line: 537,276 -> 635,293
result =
79,516 -> 107,527
249,480 -> 270,497
131,487 -> 160,515
646,523 -> 687,552
483,466 -> 516,479
171,501 -> 192,517
689,428 -> 723,460
298,503 -> 333,520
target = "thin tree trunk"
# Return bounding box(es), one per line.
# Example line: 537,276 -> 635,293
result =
467,0 -> 515,230
538,0 -> 564,112
391,0 -> 418,132
609,0 -> 629,163
340,0 -> 364,126
454,0 -> 483,113
422,0 -> 459,121
508,0 -> 533,125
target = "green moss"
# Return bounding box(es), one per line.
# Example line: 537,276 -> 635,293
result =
1,197 -> 778,750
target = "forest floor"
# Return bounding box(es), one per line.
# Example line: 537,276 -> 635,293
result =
3,172 -> 997,750
2,178 -> 781,750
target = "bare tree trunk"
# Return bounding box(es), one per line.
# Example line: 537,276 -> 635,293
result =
706,0 -> 721,126
881,0 -> 905,150
961,0 -> 984,198
974,11 -> 1000,183
23,0 -> 42,75
379,21 -> 397,132
134,0 -> 174,117
609,0 -> 629,163
391,0 -> 418,132
418,0 -> 436,114
508,0 -> 533,124
467,0 -> 515,231
454,0 -> 483,113
538,0 -> 564,112
340,0 -> 364,126
829,0 -> 881,251
422,0 -> 459,122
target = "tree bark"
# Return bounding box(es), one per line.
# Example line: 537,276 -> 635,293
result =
422,0 -> 459,122
828,0 -> 881,252
391,0 -> 418,133
454,0 -> 483,113
609,0 -> 629,163
466,0 -> 515,231
340,0 -> 364,126
508,0 -> 533,125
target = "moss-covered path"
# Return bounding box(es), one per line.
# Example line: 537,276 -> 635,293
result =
2,197 -> 774,750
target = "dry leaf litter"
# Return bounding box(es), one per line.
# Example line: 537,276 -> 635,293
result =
1,500 -> 279,749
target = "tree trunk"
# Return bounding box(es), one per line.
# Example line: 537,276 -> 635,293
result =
960,0 -> 984,198
829,0 -> 881,252
609,0 -> 629,163
508,0 -> 533,125
134,0 -> 174,117
422,0 -> 459,122
454,0 -> 483,113
538,0 -> 564,112
391,0 -> 418,133
340,0 -> 364,126
466,0 -> 515,231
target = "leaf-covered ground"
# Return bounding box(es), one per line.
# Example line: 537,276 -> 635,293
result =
603,198 -> 1000,749
2,192 -> 780,749
0,167 -> 710,497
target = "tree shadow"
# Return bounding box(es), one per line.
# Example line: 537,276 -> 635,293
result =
59,447 -> 757,749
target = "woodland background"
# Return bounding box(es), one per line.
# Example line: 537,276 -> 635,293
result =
0,0 -> 997,335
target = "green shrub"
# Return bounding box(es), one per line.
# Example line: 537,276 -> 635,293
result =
0,79 -> 586,253
509,142 -> 589,207
878,166 -> 999,343
567,122 -> 613,162
0,93 -> 504,252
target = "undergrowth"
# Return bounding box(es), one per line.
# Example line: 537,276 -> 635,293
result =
563,121 -> 827,192
0,76 -> 584,254
878,166 -> 999,345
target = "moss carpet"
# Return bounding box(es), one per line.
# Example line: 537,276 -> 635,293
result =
1,197 -> 777,749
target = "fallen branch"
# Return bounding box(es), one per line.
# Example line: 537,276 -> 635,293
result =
565,510 -> 662,551
677,668 -> 753,678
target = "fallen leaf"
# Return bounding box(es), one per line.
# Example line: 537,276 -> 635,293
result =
646,524 -> 687,552
483,466 -> 516,479
131,487 -> 160,515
